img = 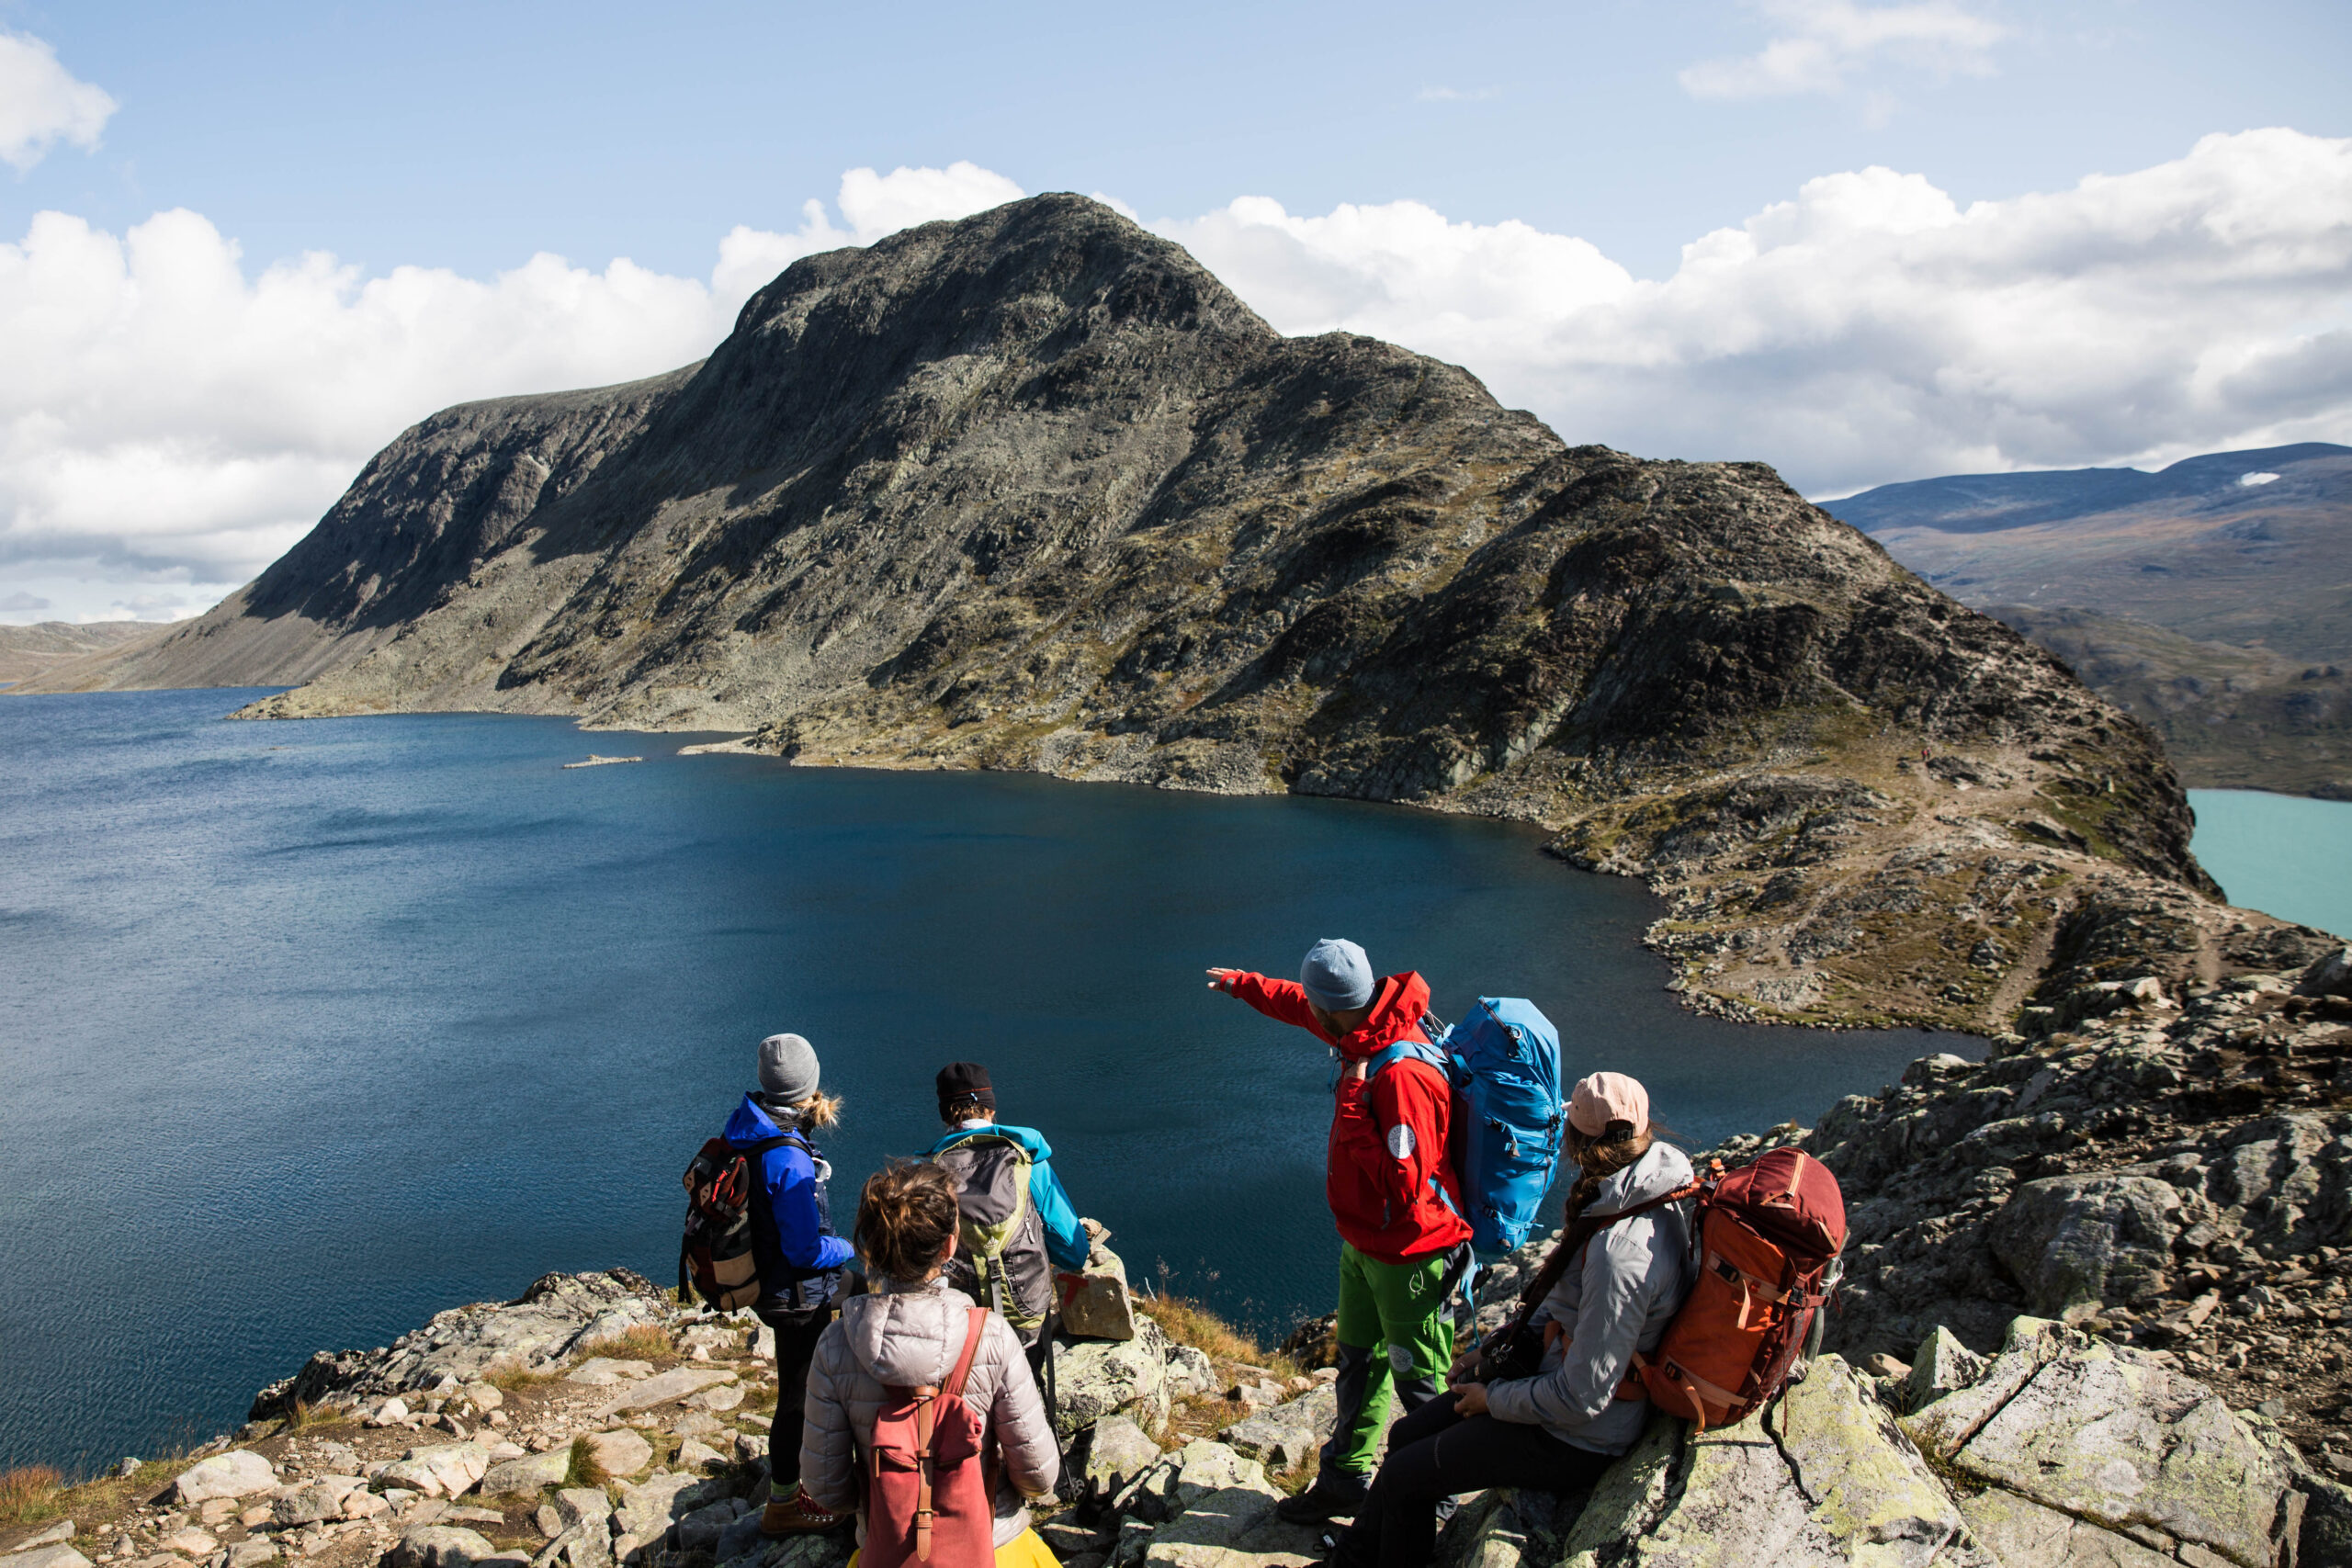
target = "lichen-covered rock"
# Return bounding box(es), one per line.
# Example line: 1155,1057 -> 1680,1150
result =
1560,1357 -> 1985,1568
1076,1415 -> 1163,1500
1218,1385 -> 1336,1469
1116,1441 -> 1267,1526
1956,1490 -> 2176,1568
1138,1482 -> 1295,1568
1908,1326 -> 2301,1568
611,1472 -> 707,1540
1051,1317 -> 1171,1438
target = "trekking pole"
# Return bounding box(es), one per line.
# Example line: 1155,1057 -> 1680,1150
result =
1804,1258 -> 1844,1362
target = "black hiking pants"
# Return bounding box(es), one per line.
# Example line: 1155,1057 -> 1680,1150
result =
1330,1395 -> 1613,1568
759,1305 -> 832,1491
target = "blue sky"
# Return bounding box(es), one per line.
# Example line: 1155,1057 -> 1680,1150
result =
3,0 -> 2348,621
15,0 -> 2346,280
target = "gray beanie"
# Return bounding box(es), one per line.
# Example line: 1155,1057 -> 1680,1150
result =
1300,938 -> 1374,1011
757,1032 -> 821,1101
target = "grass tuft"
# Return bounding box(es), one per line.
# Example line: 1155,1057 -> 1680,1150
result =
1138,1296 -> 1299,1380
565,1437 -> 608,1490
0,1466 -> 63,1528
580,1325 -> 673,1362
486,1361 -> 561,1393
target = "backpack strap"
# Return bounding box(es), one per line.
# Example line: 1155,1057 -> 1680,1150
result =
944,1306 -> 987,1401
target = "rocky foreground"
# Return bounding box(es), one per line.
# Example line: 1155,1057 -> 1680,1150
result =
7,942 -> 2351,1568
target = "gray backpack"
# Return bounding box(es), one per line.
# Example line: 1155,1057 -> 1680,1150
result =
931,1132 -> 1052,1338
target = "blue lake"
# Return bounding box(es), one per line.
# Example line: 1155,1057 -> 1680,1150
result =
0,689 -> 1973,1473
2188,789 -> 2352,942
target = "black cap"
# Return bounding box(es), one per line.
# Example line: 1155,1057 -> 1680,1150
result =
936,1061 -> 995,1119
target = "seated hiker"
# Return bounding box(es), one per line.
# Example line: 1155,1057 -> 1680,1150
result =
927,1061 -> 1091,1367
802,1161 -> 1060,1568
724,1032 -> 857,1538
1206,939 -> 1472,1525
1328,1073 -> 1694,1568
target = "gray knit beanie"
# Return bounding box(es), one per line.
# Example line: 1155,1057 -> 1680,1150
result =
1300,938 -> 1374,1011
757,1032 -> 821,1101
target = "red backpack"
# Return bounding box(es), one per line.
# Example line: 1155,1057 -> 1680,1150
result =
863,1307 -> 994,1568
1630,1147 -> 1847,1430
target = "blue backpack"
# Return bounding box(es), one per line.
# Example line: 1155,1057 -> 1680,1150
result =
1370,998 -> 1566,1258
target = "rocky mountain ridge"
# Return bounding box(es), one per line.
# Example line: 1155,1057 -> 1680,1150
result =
1825,443 -> 2352,797
9,195 -> 2324,1029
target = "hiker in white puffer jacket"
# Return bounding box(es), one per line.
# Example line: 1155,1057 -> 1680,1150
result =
801,1161 -> 1060,1562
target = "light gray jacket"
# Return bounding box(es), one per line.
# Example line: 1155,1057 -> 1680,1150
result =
801,1274 -> 1060,1546
1484,1141 -> 1695,1455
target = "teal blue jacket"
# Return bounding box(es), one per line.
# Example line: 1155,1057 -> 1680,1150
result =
925,1122 -> 1091,1272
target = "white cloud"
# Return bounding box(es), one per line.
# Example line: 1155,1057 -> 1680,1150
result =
1159,130 -> 2352,496
713,161 -> 1024,301
0,31 -> 117,171
9,137 -> 2352,621
1680,0 -> 2007,100
0,165 -> 1024,618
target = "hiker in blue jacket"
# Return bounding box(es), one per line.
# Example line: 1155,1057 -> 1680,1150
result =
926,1061 -> 1090,1369
725,1032 -> 856,1538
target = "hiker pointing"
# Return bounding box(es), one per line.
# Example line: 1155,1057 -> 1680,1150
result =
1207,938 -> 1471,1526
1327,1072 -> 1694,1568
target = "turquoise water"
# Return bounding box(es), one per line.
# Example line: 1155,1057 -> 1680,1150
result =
0,690 -> 1971,1473
2189,789 -> 2352,941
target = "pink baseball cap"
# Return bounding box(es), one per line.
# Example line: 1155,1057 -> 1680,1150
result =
1568,1071 -> 1649,1137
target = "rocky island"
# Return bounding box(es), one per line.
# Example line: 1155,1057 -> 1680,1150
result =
11,195 -> 2336,1030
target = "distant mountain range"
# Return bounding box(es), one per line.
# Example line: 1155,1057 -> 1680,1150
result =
1822,443 -> 2352,797
0,619 -> 177,684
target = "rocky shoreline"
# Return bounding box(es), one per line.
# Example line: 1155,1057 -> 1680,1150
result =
6,943 -> 2348,1567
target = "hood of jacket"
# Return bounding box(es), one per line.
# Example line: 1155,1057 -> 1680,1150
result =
1332,972 -> 1433,1061
837,1275 -> 981,1387
723,1093 -> 798,1148
927,1122 -> 1051,1161
1587,1139 -> 1695,1215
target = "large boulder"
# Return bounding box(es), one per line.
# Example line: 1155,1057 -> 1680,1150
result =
479,1449 -> 571,1496
1138,1482 -> 1296,1568
172,1450 -> 277,1504
1050,1317 -> 1171,1438
10,1549 -> 93,1568
612,1472 -> 708,1540
1987,1174 -> 2180,1319
1905,1321 -> 2303,1568
1075,1415 -> 1164,1500
1115,1441 -> 1267,1526
1218,1385 -> 1337,1469
378,1442 -> 492,1499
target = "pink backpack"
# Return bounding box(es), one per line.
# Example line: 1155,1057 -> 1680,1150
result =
863,1306 -> 993,1568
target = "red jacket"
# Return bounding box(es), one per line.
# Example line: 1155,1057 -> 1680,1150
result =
1227,969 -> 1471,1264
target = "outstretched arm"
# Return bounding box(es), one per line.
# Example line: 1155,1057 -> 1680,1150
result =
1206,968 -> 1333,1042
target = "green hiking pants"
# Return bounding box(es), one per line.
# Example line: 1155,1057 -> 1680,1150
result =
1329,1241 -> 1456,1476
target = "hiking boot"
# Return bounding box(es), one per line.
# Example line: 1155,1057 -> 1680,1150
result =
760,1486 -> 850,1536
1275,1472 -> 1368,1525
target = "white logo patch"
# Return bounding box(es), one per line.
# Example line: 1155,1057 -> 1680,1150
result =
1386,1123 -> 1416,1160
